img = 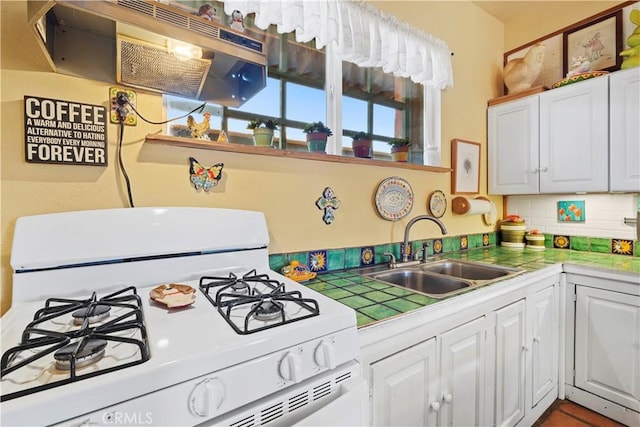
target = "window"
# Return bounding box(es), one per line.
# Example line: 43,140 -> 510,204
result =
164,4 -> 442,165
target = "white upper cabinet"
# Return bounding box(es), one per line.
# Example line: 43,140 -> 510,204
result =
488,74 -> 613,194
488,96 -> 540,194
539,77 -> 609,193
610,67 -> 640,192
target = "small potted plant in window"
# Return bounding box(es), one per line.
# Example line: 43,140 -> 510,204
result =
352,131 -> 373,158
247,118 -> 278,146
303,121 -> 333,152
388,137 -> 411,162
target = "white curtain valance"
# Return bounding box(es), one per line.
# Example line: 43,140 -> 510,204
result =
223,0 -> 454,89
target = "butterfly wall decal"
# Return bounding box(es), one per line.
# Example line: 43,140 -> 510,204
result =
188,157 -> 223,192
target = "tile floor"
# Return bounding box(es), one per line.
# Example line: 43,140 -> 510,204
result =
533,400 -> 625,427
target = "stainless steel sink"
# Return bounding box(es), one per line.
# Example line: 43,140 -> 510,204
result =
420,259 -> 523,281
363,259 -> 524,299
367,269 -> 471,298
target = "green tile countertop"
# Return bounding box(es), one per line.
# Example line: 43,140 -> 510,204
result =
304,247 -> 640,328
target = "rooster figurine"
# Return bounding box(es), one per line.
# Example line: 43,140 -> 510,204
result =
186,112 -> 211,140
503,43 -> 546,94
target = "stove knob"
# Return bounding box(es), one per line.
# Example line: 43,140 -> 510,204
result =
279,352 -> 303,383
314,340 -> 336,369
189,378 -> 225,418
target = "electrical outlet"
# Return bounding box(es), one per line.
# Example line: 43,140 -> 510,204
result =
109,87 -> 137,126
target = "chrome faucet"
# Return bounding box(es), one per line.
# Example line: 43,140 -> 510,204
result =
401,215 -> 448,263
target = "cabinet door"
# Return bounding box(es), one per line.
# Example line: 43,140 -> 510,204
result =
528,285 -> 557,407
610,68 -> 640,192
575,286 -> 640,412
495,300 -> 526,427
440,317 -> 487,427
539,76 -> 609,193
371,338 -> 438,426
488,96 -> 540,194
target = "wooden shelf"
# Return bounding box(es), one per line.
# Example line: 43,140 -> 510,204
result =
145,134 -> 452,173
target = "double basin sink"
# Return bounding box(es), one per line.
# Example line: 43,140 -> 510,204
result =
362,259 -> 525,299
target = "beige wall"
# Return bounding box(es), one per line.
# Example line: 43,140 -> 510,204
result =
498,1 -> 630,52
0,1 -> 613,316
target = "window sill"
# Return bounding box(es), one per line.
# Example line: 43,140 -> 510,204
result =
145,134 -> 452,173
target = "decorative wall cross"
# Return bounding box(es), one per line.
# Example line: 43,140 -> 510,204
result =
316,187 -> 341,224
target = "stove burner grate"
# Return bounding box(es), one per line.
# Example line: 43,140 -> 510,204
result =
0,286 -> 150,402
199,270 -> 320,335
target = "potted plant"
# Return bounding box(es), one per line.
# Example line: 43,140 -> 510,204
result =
352,131 -> 373,158
388,137 -> 411,162
303,121 -> 333,152
247,118 -> 278,146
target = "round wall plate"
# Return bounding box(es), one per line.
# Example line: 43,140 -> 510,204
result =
428,190 -> 447,218
375,177 -> 414,221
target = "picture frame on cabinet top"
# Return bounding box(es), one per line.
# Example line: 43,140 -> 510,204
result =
563,10 -> 623,76
451,139 -> 480,195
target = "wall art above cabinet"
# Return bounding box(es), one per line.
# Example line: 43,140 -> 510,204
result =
488,69 -> 639,195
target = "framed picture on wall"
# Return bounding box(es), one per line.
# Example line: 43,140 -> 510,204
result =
451,139 -> 480,195
563,10 -> 623,75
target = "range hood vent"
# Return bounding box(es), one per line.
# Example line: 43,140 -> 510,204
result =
117,35 -> 212,99
30,0 -> 267,107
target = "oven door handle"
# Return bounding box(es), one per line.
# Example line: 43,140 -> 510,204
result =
293,376 -> 369,427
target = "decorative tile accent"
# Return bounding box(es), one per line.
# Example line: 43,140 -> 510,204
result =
308,250 -> 328,272
553,235 -> 571,249
482,233 -> 490,247
557,200 -> 585,222
433,238 -> 443,254
612,239 -> 633,256
460,235 -> 469,250
360,247 -> 375,266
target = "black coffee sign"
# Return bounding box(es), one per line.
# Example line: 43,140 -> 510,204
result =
24,95 -> 107,166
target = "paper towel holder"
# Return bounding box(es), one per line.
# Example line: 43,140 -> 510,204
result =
452,196 -> 497,225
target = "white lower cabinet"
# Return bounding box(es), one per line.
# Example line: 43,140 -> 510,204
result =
492,282 -> 558,427
494,300 -> 526,427
565,273 -> 640,426
575,286 -> 640,412
439,317 -> 487,427
365,274 -> 561,427
370,317 -> 487,427
528,285 -> 557,408
371,338 -> 438,426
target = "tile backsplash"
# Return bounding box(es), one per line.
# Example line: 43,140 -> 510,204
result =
269,230 -> 638,274
506,194 -> 637,240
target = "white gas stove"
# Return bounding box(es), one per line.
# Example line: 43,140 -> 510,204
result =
1,208 -> 365,426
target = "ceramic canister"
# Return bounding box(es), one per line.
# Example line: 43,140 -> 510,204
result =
525,233 -> 545,250
500,220 -> 526,248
